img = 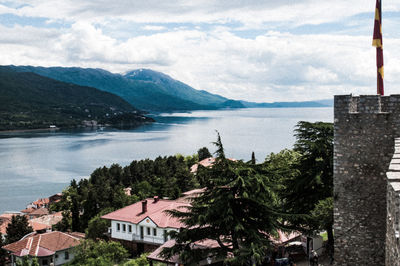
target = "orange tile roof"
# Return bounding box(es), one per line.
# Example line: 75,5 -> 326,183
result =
0,220 -> 10,235
29,213 -> 63,227
20,208 -> 35,214
102,198 -> 189,229
28,221 -> 50,231
3,231 -> 81,257
29,208 -> 49,216
147,239 -> 220,263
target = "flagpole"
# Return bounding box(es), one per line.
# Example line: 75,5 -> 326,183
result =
372,0 -> 384,95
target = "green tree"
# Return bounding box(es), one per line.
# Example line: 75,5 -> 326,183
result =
71,239 -> 129,265
86,208 -> 114,240
283,121 -> 334,256
197,147 -> 212,161
0,232 -> 7,265
123,253 -> 149,266
162,134 -> 282,265
251,151 -> 256,164
6,215 -> 33,244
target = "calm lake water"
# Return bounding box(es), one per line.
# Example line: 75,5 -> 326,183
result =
0,108 -> 332,213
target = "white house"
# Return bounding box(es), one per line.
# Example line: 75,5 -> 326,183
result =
102,194 -> 193,254
2,231 -> 83,266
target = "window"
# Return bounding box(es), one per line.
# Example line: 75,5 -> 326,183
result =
42,259 -> 48,265
122,224 -> 126,232
147,227 -> 151,235
128,225 -> 132,233
153,228 -> 157,236
140,226 -> 144,239
117,223 -> 120,231
65,251 -> 69,260
164,230 -> 168,242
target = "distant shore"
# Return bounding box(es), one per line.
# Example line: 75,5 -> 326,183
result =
0,127 -> 60,133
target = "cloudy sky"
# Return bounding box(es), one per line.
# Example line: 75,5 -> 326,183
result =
0,0 -> 399,102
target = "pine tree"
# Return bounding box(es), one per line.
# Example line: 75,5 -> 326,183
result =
283,121 -> 334,256
162,134 -> 282,265
5,215 -> 33,244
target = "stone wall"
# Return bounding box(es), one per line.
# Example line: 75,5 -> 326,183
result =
333,95 -> 398,265
385,138 -> 400,266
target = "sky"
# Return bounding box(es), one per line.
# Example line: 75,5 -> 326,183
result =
0,0 -> 399,102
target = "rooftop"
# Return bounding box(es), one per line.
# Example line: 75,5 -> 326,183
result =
102,198 -> 190,229
2,231 -> 82,257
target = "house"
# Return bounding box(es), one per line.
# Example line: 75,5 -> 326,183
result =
49,193 -> 63,205
101,195 -> 190,254
190,157 -> 236,173
147,239 -> 221,266
27,198 -> 50,209
2,231 -> 83,266
26,208 -> 49,220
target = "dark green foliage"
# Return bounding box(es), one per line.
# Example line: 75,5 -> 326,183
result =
5,215 -> 33,244
0,66 -> 153,131
251,151 -> 256,164
197,147 -> 212,161
162,135 -> 283,265
282,121 -> 334,254
0,233 -> 6,265
53,156 -> 198,232
86,208 -> 115,240
70,239 -> 129,265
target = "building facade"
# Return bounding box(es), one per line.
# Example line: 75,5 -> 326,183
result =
102,196 -> 190,254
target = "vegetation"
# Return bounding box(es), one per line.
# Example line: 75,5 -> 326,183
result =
70,239 -> 129,265
0,66 -> 153,131
5,215 -> 33,244
0,233 -> 6,265
16,257 -> 39,266
161,134 -> 284,265
52,156 -> 199,232
197,147 -> 212,161
47,121 -> 333,264
281,121 -> 334,256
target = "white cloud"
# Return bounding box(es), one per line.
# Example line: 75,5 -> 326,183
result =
0,1 -> 400,102
142,25 -> 166,31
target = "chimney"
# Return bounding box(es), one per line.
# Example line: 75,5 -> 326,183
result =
153,196 -> 159,203
141,200 -> 147,213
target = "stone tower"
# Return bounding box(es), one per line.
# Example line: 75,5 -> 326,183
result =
333,95 -> 400,265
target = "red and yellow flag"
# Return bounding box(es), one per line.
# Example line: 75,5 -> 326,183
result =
372,0 -> 384,95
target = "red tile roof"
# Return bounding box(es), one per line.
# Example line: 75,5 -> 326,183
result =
3,231 -> 81,257
29,208 -> 49,217
29,212 -> 63,228
0,219 -> 10,235
101,198 -> 190,229
147,239 -> 220,263
20,208 -> 35,214
190,157 -> 237,173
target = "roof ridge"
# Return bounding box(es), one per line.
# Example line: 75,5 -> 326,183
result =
60,231 -> 80,240
35,235 -> 42,256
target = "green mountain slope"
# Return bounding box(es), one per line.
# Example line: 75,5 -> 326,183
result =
7,66 -> 245,111
0,66 -> 153,131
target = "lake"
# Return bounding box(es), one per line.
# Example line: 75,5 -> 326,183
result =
0,108 -> 332,214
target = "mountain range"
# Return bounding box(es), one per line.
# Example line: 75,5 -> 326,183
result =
6,65 -> 332,112
0,66 -> 153,131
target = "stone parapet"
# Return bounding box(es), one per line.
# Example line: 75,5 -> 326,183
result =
386,138 -> 400,266
333,94 -> 400,265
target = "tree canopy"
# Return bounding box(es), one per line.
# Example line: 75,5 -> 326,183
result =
162,134 -> 284,265
6,215 -> 33,244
